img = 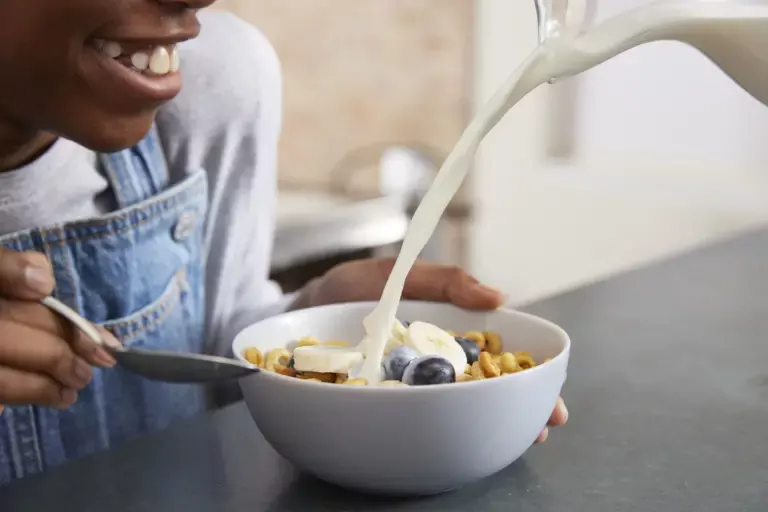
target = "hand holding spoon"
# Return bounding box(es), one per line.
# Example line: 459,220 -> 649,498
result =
41,297 -> 259,383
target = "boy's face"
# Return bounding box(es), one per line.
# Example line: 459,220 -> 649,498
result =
0,0 -> 215,154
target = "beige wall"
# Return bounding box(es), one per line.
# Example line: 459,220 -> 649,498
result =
214,0 -> 473,196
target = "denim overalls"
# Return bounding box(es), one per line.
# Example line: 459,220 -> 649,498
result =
0,127 -> 208,485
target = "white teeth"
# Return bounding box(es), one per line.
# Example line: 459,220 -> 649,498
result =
149,46 -> 170,75
99,40 -> 177,75
169,47 -> 180,73
130,52 -> 149,71
103,41 -> 122,58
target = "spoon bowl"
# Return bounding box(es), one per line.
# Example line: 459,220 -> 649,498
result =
107,346 -> 259,383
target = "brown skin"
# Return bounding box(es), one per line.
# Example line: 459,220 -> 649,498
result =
0,248 -> 120,410
0,0 -> 213,170
0,1 -> 567,439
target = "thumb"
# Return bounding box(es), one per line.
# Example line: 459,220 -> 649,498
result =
0,249 -> 55,300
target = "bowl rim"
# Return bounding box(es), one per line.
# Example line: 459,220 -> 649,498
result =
232,300 -> 570,394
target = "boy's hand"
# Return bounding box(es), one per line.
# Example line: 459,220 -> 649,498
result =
0,249 -> 118,411
292,258 -> 569,443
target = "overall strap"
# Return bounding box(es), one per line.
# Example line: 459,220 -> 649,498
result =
98,124 -> 170,208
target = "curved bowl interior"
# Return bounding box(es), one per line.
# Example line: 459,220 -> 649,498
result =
233,301 -> 570,496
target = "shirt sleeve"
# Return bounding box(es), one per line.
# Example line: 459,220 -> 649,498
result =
156,11 -> 291,356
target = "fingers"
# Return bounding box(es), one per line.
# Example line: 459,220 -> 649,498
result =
0,298 -> 68,335
69,326 -> 119,368
374,259 -> 506,311
0,320 -> 94,389
0,249 -> 116,412
534,397 -> 569,444
548,397 -> 569,427
0,298 -> 118,368
307,258 -> 506,311
0,365 -> 78,409
0,249 -> 54,300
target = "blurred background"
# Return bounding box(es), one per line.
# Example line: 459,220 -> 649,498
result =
214,0 -> 768,304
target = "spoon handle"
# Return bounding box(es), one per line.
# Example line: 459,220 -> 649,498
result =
41,297 -> 105,346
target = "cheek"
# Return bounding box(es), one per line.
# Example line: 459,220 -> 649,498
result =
0,53 -> 158,153
0,52 -> 81,135
0,1 -> 162,152
0,4 -> 85,80
0,23 -> 81,124
0,35 -> 156,151
0,1 -> 107,127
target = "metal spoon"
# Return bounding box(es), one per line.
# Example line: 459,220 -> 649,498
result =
41,297 -> 259,384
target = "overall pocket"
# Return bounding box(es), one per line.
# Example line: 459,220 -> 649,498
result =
95,267 -> 207,441
102,267 -> 198,350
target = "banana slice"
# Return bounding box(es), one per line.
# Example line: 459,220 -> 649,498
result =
405,321 -> 467,374
293,346 -> 364,374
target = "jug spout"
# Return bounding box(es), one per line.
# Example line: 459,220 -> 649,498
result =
545,1 -> 768,108
535,0 -> 597,43
535,0 -> 568,43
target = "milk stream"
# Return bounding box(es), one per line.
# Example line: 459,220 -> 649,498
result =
353,48 -> 552,383
352,0 -> 768,384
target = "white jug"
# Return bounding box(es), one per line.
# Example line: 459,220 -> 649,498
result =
535,0 -> 768,107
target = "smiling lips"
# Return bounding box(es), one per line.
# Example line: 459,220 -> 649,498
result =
94,39 -> 180,76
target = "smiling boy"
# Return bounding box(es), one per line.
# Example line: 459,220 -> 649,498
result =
0,0 -> 566,485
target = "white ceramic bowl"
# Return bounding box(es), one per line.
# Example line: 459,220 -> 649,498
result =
233,301 -> 570,496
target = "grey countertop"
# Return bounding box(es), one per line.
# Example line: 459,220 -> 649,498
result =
2,230 -> 768,511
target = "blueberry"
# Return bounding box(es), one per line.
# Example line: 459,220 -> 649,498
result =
402,356 -> 456,386
454,337 -> 481,365
287,356 -> 295,369
383,346 -> 420,381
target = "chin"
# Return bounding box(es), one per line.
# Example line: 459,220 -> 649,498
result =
64,111 -> 159,153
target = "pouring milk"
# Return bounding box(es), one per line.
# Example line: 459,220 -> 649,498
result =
294,0 -> 768,384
